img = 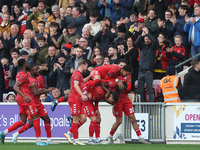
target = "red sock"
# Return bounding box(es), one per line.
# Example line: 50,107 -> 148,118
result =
109,128 -> 116,136
78,120 -> 83,128
135,128 -> 141,136
95,122 -> 100,138
57,97 -> 65,103
71,123 -> 78,139
18,123 -> 30,134
7,121 -> 24,133
44,122 -> 51,138
33,118 -> 41,137
89,121 -> 96,137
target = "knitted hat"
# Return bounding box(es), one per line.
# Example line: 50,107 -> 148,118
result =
57,52 -> 66,59
19,50 -> 28,56
118,23 -> 126,33
62,42 -> 72,53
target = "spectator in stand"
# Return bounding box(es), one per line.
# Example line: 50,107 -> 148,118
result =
168,4 -> 177,19
83,10 -> 101,36
112,0 -> 133,23
61,5 -> 87,35
135,27 -> 157,102
128,18 -> 145,40
93,21 -> 116,56
51,5 -> 61,28
154,33 -> 170,79
0,5 -> 8,23
123,36 -> 139,91
125,11 -> 138,29
35,21 -> 50,44
166,35 -> 186,72
7,24 -> 23,60
0,37 -> 7,60
81,0 -> 100,19
6,91 -> 16,102
19,51 -> 35,67
45,45 -> 58,87
113,23 -> 127,46
0,12 -> 12,40
107,45 -> 119,64
150,0 -> 168,20
61,42 -> 72,64
11,4 -> 22,23
40,93 -> 52,102
57,23 -> 80,48
103,56 -> 110,65
18,39 -> 35,57
184,4 -> 200,58
82,27 -> 95,49
157,10 -> 176,43
33,36 -> 48,65
23,29 -> 39,49
78,37 -> 92,59
90,46 -> 103,62
49,52 -> 67,96
104,17 -> 115,31
49,22 -> 61,49
171,5 -> 190,59
1,58 -> 11,92
98,0 -> 113,18
93,54 -> 104,67
0,58 -> 5,102
182,59 -> 200,100
145,9 -> 160,39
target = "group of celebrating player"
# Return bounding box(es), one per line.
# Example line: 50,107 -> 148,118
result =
0,58 -> 149,146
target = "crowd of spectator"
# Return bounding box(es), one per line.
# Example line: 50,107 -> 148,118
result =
0,0 -> 200,102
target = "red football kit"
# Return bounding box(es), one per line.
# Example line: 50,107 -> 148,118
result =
16,71 -> 37,116
112,74 -> 134,117
91,64 -> 121,80
29,76 -> 47,118
68,70 -> 85,116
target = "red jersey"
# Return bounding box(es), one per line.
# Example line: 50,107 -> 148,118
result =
92,64 -> 121,79
29,76 -> 42,107
69,70 -> 84,100
16,71 -> 34,105
36,75 -> 46,90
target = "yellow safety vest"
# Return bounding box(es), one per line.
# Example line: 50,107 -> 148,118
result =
159,75 -> 181,103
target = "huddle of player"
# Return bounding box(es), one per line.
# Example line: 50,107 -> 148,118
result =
0,58 -> 149,146
51,59 -> 150,145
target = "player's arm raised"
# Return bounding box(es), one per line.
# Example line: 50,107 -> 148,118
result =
74,80 -> 88,101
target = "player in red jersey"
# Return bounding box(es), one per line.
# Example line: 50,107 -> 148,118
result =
65,59 -> 93,145
0,59 -> 44,146
11,65 -> 54,144
106,60 -> 150,144
91,64 -> 131,81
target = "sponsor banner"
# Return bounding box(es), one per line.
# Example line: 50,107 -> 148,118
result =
131,113 -> 149,140
0,103 -> 71,138
173,105 -> 200,139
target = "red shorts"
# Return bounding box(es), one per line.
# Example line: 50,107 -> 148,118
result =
28,104 -> 48,119
19,101 -> 38,117
68,98 -> 86,116
91,70 -> 101,80
113,97 -> 134,117
84,101 -> 95,117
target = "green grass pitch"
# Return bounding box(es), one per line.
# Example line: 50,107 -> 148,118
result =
0,143 -> 200,150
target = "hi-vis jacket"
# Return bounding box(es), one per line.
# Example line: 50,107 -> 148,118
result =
159,75 -> 181,103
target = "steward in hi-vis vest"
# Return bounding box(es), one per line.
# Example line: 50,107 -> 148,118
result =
159,66 -> 182,103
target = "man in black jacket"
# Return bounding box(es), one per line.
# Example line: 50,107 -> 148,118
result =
0,60 -> 5,102
135,27 -> 157,102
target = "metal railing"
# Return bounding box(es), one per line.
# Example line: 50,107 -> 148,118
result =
122,102 -> 166,143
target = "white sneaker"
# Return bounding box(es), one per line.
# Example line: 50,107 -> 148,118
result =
138,137 -> 151,144
64,132 -> 73,144
47,140 -> 59,145
73,140 -> 86,145
12,132 -> 19,144
106,136 -> 114,144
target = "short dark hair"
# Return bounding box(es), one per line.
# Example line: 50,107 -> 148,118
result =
78,59 -> 88,67
122,65 -> 131,72
38,20 -> 45,25
191,59 -> 199,68
37,36 -> 46,41
10,48 -> 20,55
118,59 -> 128,65
50,22 -> 58,27
18,59 -> 26,68
115,81 -> 127,93
179,5 -> 188,11
76,46 -> 84,52
111,91 -> 119,102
